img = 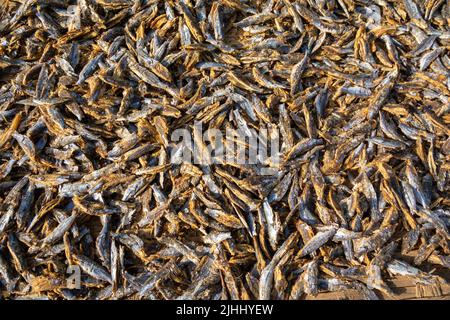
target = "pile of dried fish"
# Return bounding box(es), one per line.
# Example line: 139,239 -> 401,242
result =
0,0 -> 449,300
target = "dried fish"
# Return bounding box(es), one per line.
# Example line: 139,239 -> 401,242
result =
0,0 -> 448,301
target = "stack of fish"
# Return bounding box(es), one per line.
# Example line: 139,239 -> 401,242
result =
0,0 -> 449,299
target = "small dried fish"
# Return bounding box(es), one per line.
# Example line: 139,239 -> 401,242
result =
0,0 -> 448,302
